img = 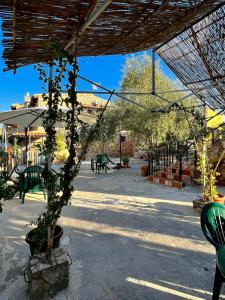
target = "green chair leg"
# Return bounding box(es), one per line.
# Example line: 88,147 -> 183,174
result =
43,189 -> 47,200
22,192 -> 25,204
213,265 -> 224,300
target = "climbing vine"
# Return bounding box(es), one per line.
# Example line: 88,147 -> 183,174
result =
32,51 -> 108,256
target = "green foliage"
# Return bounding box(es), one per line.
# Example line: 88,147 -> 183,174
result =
115,54 -> 201,149
196,138 -> 224,201
33,54 -> 108,255
90,54 -> 202,152
55,132 -> 66,152
0,171 -> 17,213
55,149 -> 69,162
55,131 -> 68,162
81,107 -> 121,153
121,155 -> 129,164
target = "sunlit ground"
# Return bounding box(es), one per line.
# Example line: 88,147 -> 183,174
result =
0,159 -> 224,299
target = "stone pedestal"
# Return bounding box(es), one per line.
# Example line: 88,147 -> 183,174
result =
27,248 -> 70,299
193,199 -> 209,214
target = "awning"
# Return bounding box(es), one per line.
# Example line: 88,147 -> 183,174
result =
0,1 -> 224,70
0,107 -> 96,127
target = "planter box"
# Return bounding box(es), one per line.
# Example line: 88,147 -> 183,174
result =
26,248 -> 70,299
140,165 -> 149,177
148,175 -> 154,181
159,178 -> 165,184
172,181 -> 182,189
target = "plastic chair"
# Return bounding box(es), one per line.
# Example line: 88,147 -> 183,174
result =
95,153 -> 115,174
201,202 -> 225,300
18,165 -> 46,204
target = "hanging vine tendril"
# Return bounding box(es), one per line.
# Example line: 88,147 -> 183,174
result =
31,33 -> 110,258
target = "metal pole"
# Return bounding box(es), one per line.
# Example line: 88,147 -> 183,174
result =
151,50 -> 155,95
64,0 -> 113,52
48,64 -> 53,172
119,134 -> 122,168
28,128 -> 31,164
179,154 -> 183,184
76,74 -> 148,109
25,126 -> 28,166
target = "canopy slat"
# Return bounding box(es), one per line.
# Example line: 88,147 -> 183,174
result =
0,0 -> 223,70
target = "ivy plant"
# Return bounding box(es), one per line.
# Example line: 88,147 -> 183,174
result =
31,53 -> 108,257
0,171 -> 17,212
196,137 -> 225,201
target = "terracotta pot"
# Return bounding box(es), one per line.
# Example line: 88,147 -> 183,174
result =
141,165 -> 149,177
213,194 -> 225,204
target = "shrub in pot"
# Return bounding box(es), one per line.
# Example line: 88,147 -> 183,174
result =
26,225 -> 63,256
196,138 -> 225,205
0,170 -> 17,212
22,52 -> 110,298
26,53 -> 108,257
122,155 -> 129,168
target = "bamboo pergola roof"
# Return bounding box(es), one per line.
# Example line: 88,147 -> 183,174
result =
0,0 -> 224,71
157,5 -> 225,109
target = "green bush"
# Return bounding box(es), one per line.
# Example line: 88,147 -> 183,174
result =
55,149 -> 69,162
0,171 -> 17,212
122,156 -> 129,164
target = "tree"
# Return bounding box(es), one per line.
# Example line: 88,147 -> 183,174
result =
116,53 -> 201,149
85,53 -> 201,154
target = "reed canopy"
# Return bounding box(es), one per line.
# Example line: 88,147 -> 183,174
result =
157,5 -> 225,109
0,0 -> 223,71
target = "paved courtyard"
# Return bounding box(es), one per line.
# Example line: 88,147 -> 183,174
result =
0,159 -> 224,300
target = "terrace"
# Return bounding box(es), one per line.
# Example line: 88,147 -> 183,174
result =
0,1 -> 225,299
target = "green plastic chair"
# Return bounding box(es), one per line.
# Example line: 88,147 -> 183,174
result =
201,202 -> 225,300
95,153 -> 115,174
18,165 -> 46,204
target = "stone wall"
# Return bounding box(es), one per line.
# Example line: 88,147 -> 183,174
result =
89,138 -> 135,157
27,248 -> 70,299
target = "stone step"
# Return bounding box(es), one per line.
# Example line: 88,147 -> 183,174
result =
148,175 -> 182,189
155,171 -> 192,184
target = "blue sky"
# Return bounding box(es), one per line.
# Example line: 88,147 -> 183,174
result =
0,18 -> 177,112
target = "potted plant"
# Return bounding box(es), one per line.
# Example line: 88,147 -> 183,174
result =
0,170 -> 17,213
23,52 -> 108,298
122,155 -> 129,168
193,138 -> 225,211
140,165 -> 149,176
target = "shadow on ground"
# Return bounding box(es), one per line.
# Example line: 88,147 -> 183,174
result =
0,159 -> 223,300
